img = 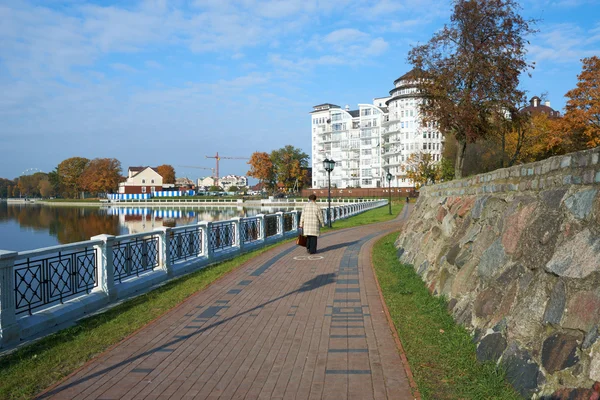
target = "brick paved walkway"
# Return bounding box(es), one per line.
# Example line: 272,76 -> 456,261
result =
39,206 -> 416,400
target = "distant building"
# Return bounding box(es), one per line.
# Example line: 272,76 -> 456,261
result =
198,176 -> 217,188
220,175 -> 248,190
175,177 -> 195,191
310,70 -> 443,189
521,96 -> 561,118
119,167 -> 163,194
198,175 -> 248,190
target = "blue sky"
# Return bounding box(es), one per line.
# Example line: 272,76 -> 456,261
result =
1,0 -> 599,181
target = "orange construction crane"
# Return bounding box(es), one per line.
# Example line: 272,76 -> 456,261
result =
205,152 -> 249,186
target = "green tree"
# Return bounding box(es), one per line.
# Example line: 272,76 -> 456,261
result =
408,0 -> 537,178
270,145 -> 309,192
57,157 -> 90,198
227,185 -> 240,193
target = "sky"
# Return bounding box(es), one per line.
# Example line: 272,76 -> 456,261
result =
1,0 -> 599,181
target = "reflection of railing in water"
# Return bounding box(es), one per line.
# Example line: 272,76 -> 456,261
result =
0,200 -> 387,348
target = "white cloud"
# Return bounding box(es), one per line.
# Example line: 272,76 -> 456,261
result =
528,23 -> 600,63
324,29 -> 369,45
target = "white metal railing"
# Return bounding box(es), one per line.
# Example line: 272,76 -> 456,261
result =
0,200 -> 387,348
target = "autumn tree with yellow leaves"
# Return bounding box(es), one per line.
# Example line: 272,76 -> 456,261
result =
562,56 -> 600,149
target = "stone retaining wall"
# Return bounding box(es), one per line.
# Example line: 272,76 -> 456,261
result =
396,147 -> 600,399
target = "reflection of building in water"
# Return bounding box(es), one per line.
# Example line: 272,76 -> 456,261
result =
101,206 -> 301,235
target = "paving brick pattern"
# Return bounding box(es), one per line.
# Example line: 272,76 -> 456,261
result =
39,206 -> 415,399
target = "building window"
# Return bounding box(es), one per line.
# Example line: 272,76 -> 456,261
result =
151,186 -> 155,192
142,187 -> 146,193
151,179 -> 154,184
142,179 -> 146,184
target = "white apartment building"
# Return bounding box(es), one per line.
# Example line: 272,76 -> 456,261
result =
311,103 -> 385,188
311,70 -> 444,189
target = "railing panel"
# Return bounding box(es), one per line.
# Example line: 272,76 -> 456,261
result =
14,247 -> 98,315
283,213 -> 294,232
113,235 -> 159,282
265,215 -> 278,238
241,218 -> 261,244
169,227 -> 203,263
210,221 -> 236,251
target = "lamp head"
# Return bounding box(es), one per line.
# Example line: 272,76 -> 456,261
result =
386,172 -> 392,182
323,158 -> 336,172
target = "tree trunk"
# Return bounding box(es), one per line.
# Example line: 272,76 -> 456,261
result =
454,139 -> 467,179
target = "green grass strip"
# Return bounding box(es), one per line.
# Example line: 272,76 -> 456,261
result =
0,201 -> 401,399
372,232 -> 522,400
324,200 -> 405,230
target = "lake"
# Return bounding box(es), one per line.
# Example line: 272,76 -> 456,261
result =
0,202 -> 297,252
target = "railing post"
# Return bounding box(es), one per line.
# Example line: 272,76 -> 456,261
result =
291,210 -> 299,232
256,214 -> 266,245
156,227 -> 173,277
276,212 -> 284,236
201,222 -> 213,259
232,217 -> 242,251
0,250 -> 20,345
91,235 -> 117,301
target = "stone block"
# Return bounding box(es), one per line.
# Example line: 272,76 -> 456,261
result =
589,341 -> 600,382
452,260 -> 478,297
577,153 -> 589,167
543,280 -> 566,325
478,239 -> 507,280
541,189 -> 567,209
563,175 -> 573,185
596,171 -> 600,183
476,332 -> 507,362
436,206 -> 447,222
583,325 -> 599,350
474,287 -> 503,319
584,170 -> 595,184
501,342 -> 542,398
502,203 -> 536,255
563,290 -> 600,332
573,175 -> 582,184
545,229 -> 600,279
593,153 -> 599,165
548,388 -> 598,400
564,189 -> 598,220
541,332 -> 581,373
561,156 -> 572,168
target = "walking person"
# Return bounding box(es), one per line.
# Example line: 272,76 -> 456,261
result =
299,194 -> 325,254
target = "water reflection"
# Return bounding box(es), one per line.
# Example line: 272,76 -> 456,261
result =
0,203 -> 297,251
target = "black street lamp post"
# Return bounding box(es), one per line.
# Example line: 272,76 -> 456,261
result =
386,171 -> 393,215
323,158 -> 336,228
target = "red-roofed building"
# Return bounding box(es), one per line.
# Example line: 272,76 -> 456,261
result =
118,167 -> 164,194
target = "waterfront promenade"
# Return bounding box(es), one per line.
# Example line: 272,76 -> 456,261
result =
38,205 -> 416,400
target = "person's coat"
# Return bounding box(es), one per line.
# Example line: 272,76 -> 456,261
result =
300,201 -> 325,237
